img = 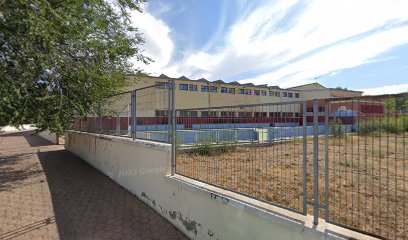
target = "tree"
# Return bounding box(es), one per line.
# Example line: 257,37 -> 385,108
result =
0,0 -> 150,135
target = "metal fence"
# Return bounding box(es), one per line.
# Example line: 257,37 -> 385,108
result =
174,94 -> 408,240
73,81 -> 174,143
72,83 -> 407,239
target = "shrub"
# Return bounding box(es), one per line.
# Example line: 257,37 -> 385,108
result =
357,120 -> 380,135
330,119 -> 345,137
189,135 -> 236,156
357,116 -> 408,135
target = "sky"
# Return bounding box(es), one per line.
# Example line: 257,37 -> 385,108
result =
130,0 -> 408,95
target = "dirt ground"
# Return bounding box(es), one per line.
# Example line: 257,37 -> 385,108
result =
176,133 -> 407,239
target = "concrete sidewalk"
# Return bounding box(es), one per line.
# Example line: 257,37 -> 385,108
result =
0,131 -> 187,240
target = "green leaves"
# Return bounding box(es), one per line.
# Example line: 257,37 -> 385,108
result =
0,0 -> 149,135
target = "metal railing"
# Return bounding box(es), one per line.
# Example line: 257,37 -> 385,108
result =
73,83 -> 407,239
73,81 -> 174,143
174,94 -> 408,240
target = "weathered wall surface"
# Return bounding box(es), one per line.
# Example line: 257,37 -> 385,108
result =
65,131 -> 377,240
38,130 -> 59,144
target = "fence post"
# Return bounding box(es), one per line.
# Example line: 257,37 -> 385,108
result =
116,115 -> 120,135
168,81 -> 172,143
127,103 -> 130,137
131,90 -> 137,139
303,101 -> 308,215
324,100 -> 329,221
98,102 -> 103,134
313,99 -> 319,225
171,80 -> 176,176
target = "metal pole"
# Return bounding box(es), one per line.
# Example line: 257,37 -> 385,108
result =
127,103 -> 130,137
168,81 -> 172,143
116,115 -> 120,135
131,90 -> 137,139
98,102 -> 103,134
171,80 -> 176,176
313,99 -> 319,225
324,100 -> 329,221
303,101 -> 308,215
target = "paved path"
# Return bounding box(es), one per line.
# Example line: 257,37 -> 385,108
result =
0,131 -> 187,240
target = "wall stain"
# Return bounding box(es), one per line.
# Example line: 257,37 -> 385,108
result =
168,211 -> 201,235
208,229 -> 214,237
141,192 -> 150,201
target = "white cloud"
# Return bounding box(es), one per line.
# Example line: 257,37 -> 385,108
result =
360,84 -> 408,95
129,7 -> 174,75
164,0 -> 408,86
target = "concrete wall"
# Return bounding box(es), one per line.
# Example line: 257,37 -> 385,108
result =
38,130 -> 59,144
65,131 -> 378,240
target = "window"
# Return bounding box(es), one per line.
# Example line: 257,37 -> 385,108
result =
180,84 -> 188,90
254,90 -> 260,96
190,111 -> 198,117
239,89 -> 245,94
245,89 -> 252,95
201,111 -> 218,117
269,112 -> 281,118
254,112 -> 267,117
238,112 -> 252,117
275,92 -> 281,97
221,87 -> 227,93
155,82 -> 166,89
189,84 -> 197,91
210,86 -> 217,92
221,112 -> 227,117
283,92 -> 288,97
201,86 -> 209,92
221,111 -> 235,117
295,93 -> 300,98
269,91 -> 274,96
319,106 -> 325,112
261,90 -> 267,96
229,88 -> 235,94
179,111 -> 189,117
155,110 -> 168,116
288,92 -> 293,98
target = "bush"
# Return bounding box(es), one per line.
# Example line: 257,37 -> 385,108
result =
380,116 -> 407,134
357,116 -> 408,135
189,135 -> 236,156
330,119 -> 345,137
357,121 -> 380,135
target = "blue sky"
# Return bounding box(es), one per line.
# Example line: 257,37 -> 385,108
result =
130,0 -> 408,95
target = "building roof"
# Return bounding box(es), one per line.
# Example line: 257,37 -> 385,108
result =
287,82 -> 326,90
178,76 -> 190,80
128,74 -> 360,93
158,74 -> 170,78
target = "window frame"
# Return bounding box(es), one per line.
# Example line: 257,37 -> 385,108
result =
179,84 -> 188,91
189,84 -> 197,91
201,86 -> 210,92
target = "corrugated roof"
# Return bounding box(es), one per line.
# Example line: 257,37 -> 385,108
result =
196,78 -> 209,83
229,81 -> 241,85
213,80 -> 225,84
158,74 -> 169,78
178,76 -> 190,80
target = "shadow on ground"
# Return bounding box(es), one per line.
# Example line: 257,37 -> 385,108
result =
37,146 -> 187,239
